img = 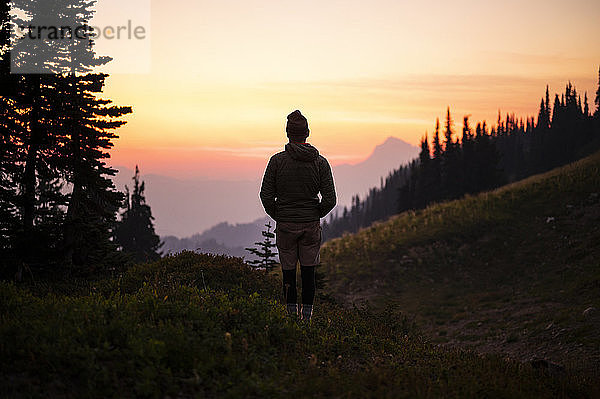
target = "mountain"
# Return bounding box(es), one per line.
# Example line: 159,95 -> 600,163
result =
332,136 -> 419,211
112,136 -> 419,238
161,217 -> 272,258
321,149 -> 600,368
112,170 -> 264,237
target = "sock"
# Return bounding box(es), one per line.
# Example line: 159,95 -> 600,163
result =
301,304 -> 313,321
300,265 -> 315,305
282,268 -> 297,306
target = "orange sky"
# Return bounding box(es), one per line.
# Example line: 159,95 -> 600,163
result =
99,0 -> 600,180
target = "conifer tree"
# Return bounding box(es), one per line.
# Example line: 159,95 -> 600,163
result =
461,115 -> 476,193
595,66 -> 600,117
60,73 -> 132,265
414,134 -> 431,208
432,118 -> 443,159
431,118 -> 443,201
245,222 -> 278,270
114,166 -> 162,263
324,73 -> 600,243
441,107 -> 462,198
2,0 -> 132,268
545,85 -> 551,126
0,0 -> 17,259
3,1 -> 70,264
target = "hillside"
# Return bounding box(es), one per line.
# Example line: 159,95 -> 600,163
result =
2,252 -> 598,397
321,149 -> 600,372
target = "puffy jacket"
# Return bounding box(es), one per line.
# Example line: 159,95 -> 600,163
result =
260,142 -> 337,222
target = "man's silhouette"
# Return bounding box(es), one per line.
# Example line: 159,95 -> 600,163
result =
260,110 -> 337,321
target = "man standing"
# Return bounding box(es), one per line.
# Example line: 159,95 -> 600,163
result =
260,110 -> 337,321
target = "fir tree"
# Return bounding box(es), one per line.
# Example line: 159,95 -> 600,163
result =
461,115 -> 476,193
0,0 -> 17,260
414,134 -> 431,208
441,107 -> 462,198
595,66 -> 600,117
432,118 -> 443,159
431,118 -> 443,201
0,0 -> 132,269
114,166 -> 162,263
545,85 -> 551,126
245,222 -> 278,271
60,73 -> 132,266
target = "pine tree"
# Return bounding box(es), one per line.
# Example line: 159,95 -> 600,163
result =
3,0 -> 131,268
537,97 -> 549,129
461,115 -> 476,193
443,107 -> 455,151
432,118 -> 443,159
545,85 -> 551,126
245,222 -> 278,270
595,66 -> 600,117
114,166 -> 162,263
60,73 -> 132,266
4,4 -> 70,265
0,0 -> 18,261
430,118 -> 443,201
414,134 -> 431,207
441,107 -> 462,198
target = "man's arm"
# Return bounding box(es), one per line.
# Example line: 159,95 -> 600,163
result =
260,156 -> 278,220
318,157 -> 337,218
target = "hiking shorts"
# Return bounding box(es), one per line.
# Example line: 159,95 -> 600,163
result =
275,221 -> 322,271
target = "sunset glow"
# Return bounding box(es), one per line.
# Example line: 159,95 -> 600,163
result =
103,0 -> 600,179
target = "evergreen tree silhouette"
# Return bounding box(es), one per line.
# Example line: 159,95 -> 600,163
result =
0,0 -> 131,271
414,134 -> 431,208
461,115 -> 476,193
60,73 -> 132,266
0,0 -> 17,261
323,73 -> 600,243
114,166 -> 162,263
245,222 -> 278,270
441,107 -> 462,199
431,118 -> 443,201
595,66 -> 600,117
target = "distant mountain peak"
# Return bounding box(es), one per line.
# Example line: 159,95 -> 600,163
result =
372,136 -> 417,154
363,136 -> 419,165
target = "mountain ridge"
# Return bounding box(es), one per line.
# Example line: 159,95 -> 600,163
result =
112,136 -> 419,238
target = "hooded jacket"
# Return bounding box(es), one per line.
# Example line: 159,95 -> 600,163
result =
260,142 -> 336,222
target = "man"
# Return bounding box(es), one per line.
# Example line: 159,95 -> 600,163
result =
260,110 -> 337,321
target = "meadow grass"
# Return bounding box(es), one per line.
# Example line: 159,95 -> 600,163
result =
1,251 -> 597,397
321,150 -> 600,376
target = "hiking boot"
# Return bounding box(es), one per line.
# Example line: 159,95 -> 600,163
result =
301,304 -> 313,322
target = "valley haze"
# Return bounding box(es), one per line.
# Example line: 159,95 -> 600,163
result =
112,136 -> 418,252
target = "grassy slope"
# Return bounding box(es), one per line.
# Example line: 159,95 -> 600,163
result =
2,252 -> 598,398
321,149 -> 600,371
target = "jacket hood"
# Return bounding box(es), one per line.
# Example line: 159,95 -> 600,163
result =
285,142 -> 319,162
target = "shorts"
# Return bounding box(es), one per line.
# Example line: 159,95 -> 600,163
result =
275,221 -> 322,270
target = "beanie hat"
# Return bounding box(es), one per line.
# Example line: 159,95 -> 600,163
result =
286,110 -> 309,141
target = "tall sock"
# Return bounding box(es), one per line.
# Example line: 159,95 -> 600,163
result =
300,266 -> 315,306
301,304 -> 313,321
282,268 -> 297,305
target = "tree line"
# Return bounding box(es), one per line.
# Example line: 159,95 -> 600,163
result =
0,0 -> 160,278
323,71 -> 600,241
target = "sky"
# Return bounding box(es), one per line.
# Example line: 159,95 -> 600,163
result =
96,0 -> 600,180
